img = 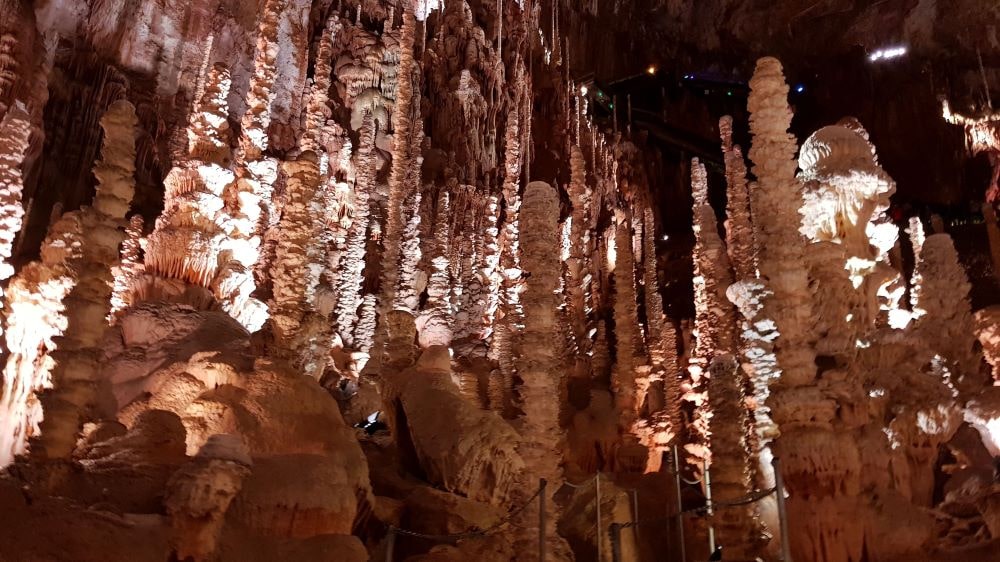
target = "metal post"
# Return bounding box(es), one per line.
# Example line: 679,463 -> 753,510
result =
672,445 -> 687,562
596,473 -> 603,562
539,478 -> 548,562
610,523 -> 623,562
630,488 -> 639,547
772,457 -> 792,562
385,526 -> 397,562
704,459 -> 715,553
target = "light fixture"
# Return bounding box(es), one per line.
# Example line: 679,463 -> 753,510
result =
647,65 -> 657,75
580,85 -> 588,96
869,45 -> 907,62
795,84 -> 805,93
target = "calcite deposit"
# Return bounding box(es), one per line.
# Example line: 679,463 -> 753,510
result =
0,1 -> 997,562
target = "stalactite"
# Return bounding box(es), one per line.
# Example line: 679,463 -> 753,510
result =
32,100 -> 138,460
334,113 -> 375,351
514,181 -> 572,561
418,190 -> 453,348
0,102 -> 31,343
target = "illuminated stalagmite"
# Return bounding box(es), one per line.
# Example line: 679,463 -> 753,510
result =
515,181 -> 572,561
744,57 -> 863,562
34,100 -> 138,460
0,212 -> 82,464
688,158 -> 738,467
0,102 -> 30,340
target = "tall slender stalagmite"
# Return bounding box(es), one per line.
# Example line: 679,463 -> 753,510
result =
334,113 -> 376,351
720,116 -> 757,281
222,0 -> 287,332
566,145 -> 590,366
491,107 -> 524,414
381,6 -> 419,314
745,57 -> 861,562
636,206 -> 681,468
515,181 -> 572,561
611,210 -> 644,443
688,158 -> 737,468
34,100 -> 138,459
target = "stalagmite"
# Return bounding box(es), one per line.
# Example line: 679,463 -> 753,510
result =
0,213 -> 82,465
687,157 -> 737,468
634,206 -> 682,468
565,145 -> 590,366
109,215 -> 144,322
611,211 -> 644,445
417,190 -> 453,348
270,152 -> 321,354
380,6 -> 419,316
911,233 -> 982,388
334,114 -> 376,351
491,108 -> 524,414
706,353 -> 760,558
745,57 -> 863,562
165,435 -> 252,561
720,115 -> 757,281
514,181 -> 572,561
33,100 -> 138,460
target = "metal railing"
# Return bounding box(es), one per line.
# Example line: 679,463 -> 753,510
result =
608,454 -> 793,562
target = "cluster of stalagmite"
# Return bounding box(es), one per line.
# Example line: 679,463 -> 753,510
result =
2,2 -> 1000,561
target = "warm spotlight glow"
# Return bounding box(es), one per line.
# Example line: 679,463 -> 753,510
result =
646,65 -> 657,75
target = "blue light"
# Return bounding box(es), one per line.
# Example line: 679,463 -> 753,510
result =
795,84 -> 805,93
